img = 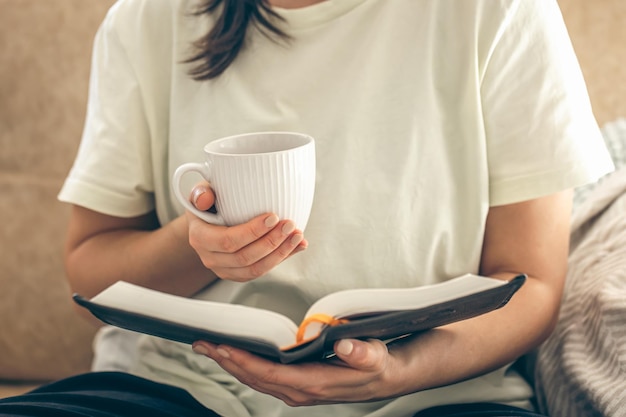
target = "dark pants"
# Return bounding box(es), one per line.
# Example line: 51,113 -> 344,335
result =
413,402 -> 547,416
0,372 -> 547,417
0,372 -> 218,417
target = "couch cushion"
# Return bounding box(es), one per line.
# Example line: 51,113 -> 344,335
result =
0,177 -> 97,381
0,0 -> 114,382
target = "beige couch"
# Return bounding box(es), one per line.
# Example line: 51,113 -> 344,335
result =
1,0 -> 624,401
0,0 -> 115,396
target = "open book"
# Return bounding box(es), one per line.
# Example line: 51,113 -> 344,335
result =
74,274 -> 525,363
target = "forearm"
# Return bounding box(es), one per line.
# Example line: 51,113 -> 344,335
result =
385,193 -> 572,396
388,271 -> 561,396
64,206 -> 217,300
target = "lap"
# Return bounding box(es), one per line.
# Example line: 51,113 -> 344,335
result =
0,372 -> 219,417
0,372 -> 547,417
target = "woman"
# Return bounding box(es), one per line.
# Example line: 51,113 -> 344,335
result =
0,0 -> 613,416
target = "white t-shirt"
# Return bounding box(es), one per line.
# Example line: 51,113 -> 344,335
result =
59,0 -> 614,416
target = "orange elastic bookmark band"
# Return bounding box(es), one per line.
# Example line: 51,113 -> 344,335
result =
281,314 -> 349,351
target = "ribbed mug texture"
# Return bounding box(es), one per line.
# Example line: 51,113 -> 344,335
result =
174,132 -> 315,230
209,141 -> 315,230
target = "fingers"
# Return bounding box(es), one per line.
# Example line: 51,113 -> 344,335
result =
190,212 -> 298,254
186,212 -> 307,283
192,342 -> 313,405
186,181 -> 307,282
190,182 -> 215,211
334,339 -> 389,371
200,219 -> 305,278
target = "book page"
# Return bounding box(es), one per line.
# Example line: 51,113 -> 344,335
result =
303,274 -> 506,334
91,282 -> 299,348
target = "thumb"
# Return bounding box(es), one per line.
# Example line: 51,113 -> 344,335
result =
334,339 -> 388,370
191,182 -> 216,211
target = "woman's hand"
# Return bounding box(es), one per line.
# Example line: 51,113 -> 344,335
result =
186,183 -> 308,282
191,338 -> 403,406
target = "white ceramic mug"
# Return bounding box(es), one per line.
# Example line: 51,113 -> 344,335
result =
173,131 -> 316,230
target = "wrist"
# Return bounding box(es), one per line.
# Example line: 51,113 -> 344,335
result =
168,214 -> 192,247
385,329 -> 457,395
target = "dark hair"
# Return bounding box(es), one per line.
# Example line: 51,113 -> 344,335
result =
186,0 -> 290,80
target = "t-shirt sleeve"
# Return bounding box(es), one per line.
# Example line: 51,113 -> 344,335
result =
58,6 -> 155,217
481,0 -> 614,207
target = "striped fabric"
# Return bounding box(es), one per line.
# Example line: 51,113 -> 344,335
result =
534,166 -> 626,417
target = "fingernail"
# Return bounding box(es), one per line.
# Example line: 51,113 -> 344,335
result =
192,344 -> 209,356
191,187 -> 205,207
216,347 -> 230,359
282,221 -> 296,235
265,214 -> 279,228
336,339 -> 354,356
291,233 -> 303,246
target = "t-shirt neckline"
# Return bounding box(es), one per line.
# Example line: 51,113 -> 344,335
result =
272,0 -> 367,30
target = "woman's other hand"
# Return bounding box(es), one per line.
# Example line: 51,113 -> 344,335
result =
186,182 -> 308,282
191,337 -> 401,406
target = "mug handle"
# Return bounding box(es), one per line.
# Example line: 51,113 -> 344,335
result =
172,162 -> 226,225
